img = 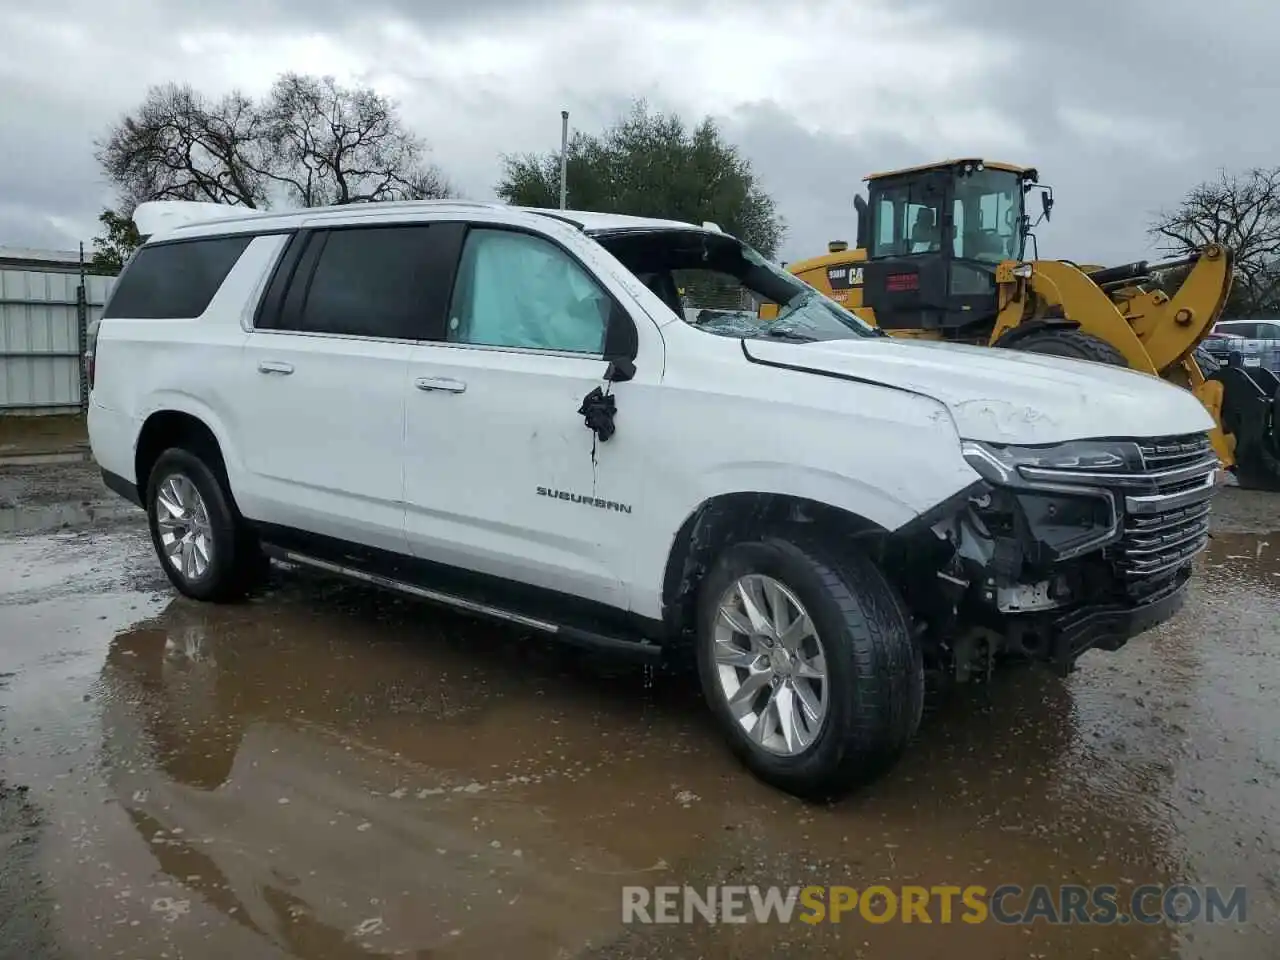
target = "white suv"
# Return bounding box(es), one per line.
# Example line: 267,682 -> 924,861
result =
89,199 -> 1219,799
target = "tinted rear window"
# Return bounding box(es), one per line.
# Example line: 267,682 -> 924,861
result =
294,226 -> 446,339
102,235 -> 253,319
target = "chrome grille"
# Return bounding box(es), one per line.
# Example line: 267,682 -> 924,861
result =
1139,433 -> 1214,472
1117,432 -> 1216,579
1113,500 -> 1212,578
1014,431 -> 1218,581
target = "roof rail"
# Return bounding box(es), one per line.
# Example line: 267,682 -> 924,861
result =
526,210 -> 586,231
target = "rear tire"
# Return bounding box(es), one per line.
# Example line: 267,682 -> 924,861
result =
694,535 -> 923,801
1004,329 -> 1129,366
145,447 -> 265,603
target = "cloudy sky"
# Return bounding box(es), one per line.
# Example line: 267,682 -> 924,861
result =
0,0 -> 1275,265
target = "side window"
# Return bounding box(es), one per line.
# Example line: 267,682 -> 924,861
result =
292,226 -> 446,339
447,229 -> 611,354
1258,322 -> 1280,340
102,235 -> 252,319
873,199 -> 896,257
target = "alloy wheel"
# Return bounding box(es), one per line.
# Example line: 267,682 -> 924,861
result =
711,574 -> 829,756
154,472 -> 214,582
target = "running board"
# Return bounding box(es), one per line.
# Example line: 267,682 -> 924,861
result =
263,545 -> 663,660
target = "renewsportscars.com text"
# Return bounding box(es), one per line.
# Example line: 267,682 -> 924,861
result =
622,884 -> 1248,926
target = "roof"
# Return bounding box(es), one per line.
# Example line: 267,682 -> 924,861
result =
864,159 -> 1037,181
131,199 -> 718,243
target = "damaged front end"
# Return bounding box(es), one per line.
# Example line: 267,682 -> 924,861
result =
886,433 -> 1218,679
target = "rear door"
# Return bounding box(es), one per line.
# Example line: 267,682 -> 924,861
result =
234,223 -> 456,554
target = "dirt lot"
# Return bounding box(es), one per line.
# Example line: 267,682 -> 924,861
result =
0,447 -> 1277,959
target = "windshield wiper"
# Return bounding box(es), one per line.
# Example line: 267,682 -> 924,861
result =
762,328 -> 818,343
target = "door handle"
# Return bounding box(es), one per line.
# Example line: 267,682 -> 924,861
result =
415,377 -> 466,394
257,361 -> 294,375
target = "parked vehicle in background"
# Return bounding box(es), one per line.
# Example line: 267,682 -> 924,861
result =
88,199 -> 1218,800
1202,318 -> 1280,373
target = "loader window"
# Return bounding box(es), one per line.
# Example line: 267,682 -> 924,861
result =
870,182 -> 944,258
875,199 -> 896,254
953,169 -> 1023,264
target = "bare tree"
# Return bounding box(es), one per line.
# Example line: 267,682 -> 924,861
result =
97,83 -> 270,211
97,73 -> 452,216
261,74 -> 452,205
1149,167 -> 1280,314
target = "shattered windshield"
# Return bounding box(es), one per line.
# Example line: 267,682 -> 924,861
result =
594,228 -> 879,343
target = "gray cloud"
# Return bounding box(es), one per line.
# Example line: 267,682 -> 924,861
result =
0,0 -> 1276,269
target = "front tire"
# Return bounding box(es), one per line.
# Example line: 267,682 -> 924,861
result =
145,447 -> 263,602
695,535 -> 923,801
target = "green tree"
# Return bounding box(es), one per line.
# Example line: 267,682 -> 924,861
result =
496,101 -> 784,258
88,208 -> 142,275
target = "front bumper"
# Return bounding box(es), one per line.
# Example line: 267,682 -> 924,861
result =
1044,569 -> 1188,673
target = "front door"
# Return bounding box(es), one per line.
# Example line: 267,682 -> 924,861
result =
403,225 -> 650,611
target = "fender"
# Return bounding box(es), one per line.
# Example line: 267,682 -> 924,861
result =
690,462 -> 930,532
630,457 -> 980,622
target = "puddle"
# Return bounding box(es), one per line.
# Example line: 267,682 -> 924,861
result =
0,487 -> 1277,957
0,498 -> 141,535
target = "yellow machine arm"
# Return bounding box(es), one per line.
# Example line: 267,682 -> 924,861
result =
990,244 -> 1236,464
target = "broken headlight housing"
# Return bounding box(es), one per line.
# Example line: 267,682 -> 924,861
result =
960,439 -> 1127,562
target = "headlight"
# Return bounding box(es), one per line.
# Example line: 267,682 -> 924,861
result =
961,439 -> 1140,485
960,440 -> 1126,561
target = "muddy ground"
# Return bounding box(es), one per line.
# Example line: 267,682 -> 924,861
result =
0,444 -> 1277,959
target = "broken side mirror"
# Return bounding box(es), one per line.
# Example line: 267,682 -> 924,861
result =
604,357 -> 635,382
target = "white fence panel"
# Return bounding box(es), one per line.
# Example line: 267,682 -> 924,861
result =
0,261 -> 113,414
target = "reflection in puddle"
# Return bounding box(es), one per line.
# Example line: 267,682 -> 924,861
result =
1203,530 -> 1280,593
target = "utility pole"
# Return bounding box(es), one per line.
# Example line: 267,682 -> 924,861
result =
559,110 -> 569,210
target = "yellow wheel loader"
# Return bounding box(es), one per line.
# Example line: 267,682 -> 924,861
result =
770,158 -> 1280,490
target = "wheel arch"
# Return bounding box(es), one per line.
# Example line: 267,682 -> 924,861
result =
133,404 -> 239,514
658,492 -> 892,640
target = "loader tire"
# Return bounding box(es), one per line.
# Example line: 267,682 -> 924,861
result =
1234,450 -> 1280,492
1233,386 -> 1280,492
1004,330 -> 1129,367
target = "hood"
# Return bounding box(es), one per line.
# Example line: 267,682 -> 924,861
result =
743,336 -> 1216,445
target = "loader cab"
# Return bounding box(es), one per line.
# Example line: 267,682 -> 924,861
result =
855,159 -> 1041,336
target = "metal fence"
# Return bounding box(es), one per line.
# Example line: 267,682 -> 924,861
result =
0,249 -> 115,415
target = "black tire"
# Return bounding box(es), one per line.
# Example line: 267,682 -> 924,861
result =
145,447 -> 264,602
1004,329 -> 1128,366
1233,423 -> 1280,492
694,535 -> 923,801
